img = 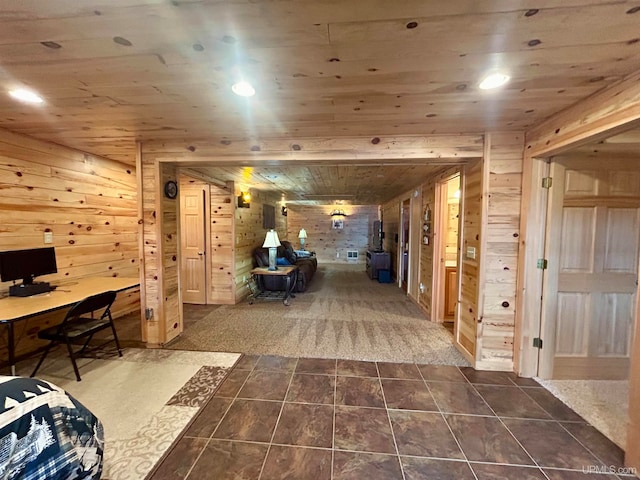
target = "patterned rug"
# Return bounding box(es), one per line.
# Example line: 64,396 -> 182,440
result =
16,348 -> 240,480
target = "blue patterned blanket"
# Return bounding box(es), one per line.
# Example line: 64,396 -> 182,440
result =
0,376 -> 102,480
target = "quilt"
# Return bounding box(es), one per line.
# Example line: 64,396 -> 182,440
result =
0,376 -> 103,480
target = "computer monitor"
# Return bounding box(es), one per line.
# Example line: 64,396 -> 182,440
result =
0,247 -> 57,286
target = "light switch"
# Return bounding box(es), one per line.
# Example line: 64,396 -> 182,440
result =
466,246 -> 476,259
44,231 -> 53,244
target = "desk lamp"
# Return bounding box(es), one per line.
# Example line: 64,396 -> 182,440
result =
298,228 -> 307,250
262,229 -> 281,271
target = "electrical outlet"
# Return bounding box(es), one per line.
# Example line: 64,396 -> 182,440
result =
44,231 -> 53,244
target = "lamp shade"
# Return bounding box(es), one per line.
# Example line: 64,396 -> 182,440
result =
298,228 -> 307,239
262,229 -> 281,248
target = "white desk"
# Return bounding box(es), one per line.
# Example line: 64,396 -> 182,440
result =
0,276 -> 140,374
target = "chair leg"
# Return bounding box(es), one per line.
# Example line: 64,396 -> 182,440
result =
31,341 -> 54,378
109,313 -> 123,357
78,334 -> 94,356
64,338 -> 82,382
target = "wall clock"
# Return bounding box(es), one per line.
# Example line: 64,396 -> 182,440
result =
164,180 -> 178,199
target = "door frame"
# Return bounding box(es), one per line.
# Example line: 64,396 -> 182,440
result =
398,197 -> 411,291
432,173 -> 462,323
516,124 -> 640,468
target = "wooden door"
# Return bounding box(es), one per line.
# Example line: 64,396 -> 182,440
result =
540,157 -> 640,379
180,184 -> 207,304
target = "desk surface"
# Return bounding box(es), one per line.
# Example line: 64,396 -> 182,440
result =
0,276 -> 140,322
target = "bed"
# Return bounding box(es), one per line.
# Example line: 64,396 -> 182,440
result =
0,376 -> 103,480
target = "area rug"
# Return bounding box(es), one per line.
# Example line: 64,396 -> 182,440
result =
16,348 -> 240,480
168,264 -> 470,366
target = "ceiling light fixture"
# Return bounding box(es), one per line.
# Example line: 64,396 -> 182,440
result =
478,72 -> 510,90
8,88 -> 44,104
231,81 -> 255,97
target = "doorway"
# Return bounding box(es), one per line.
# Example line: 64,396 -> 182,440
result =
538,156 -> 640,380
400,199 -> 411,292
179,180 -> 209,304
441,176 -> 460,323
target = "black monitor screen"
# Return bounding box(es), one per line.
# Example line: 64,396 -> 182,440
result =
0,247 -> 57,284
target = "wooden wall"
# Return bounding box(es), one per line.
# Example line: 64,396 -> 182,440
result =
0,128 -> 140,359
234,188 -> 286,302
139,148 -> 181,346
286,205 -> 377,264
476,132 -> 524,370
209,182 -> 236,304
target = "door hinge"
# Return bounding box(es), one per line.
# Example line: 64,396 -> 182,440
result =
541,177 -> 553,189
537,258 -> 548,269
533,337 -> 543,349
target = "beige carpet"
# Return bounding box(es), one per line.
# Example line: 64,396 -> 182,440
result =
169,264 -> 470,366
537,378 -> 629,449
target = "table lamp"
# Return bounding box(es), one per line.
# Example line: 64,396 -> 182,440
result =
298,228 -> 307,250
262,229 -> 281,270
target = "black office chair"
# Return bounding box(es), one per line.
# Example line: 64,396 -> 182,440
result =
31,290 -> 123,381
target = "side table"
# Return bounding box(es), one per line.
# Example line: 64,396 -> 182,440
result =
250,265 -> 298,306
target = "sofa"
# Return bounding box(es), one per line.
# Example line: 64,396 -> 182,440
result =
253,240 -> 317,292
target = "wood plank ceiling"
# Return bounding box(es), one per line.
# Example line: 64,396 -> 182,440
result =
1,0 -> 639,203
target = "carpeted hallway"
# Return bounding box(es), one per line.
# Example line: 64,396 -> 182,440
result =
167,264 -> 469,366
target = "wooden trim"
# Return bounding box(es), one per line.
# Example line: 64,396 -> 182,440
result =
204,184 -> 212,304
526,69 -> 640,157
135,141 -> 147,343
628,258 -> 640,470
143,134 -> 484,162
431,181 -> 445,322
515,155 -> 550,377
155,161 -> 166,345
476,134 -> 491,363
409,187 -> 422,301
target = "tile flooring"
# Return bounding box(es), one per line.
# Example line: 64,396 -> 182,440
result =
149,355 -> 636,480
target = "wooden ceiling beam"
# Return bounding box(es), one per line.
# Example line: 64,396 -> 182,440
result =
526,68 -> 640,156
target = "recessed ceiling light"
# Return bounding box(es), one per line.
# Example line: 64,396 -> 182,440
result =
479,73 -> 510,90
8,88 -> 44,104
231,81 -> 255,97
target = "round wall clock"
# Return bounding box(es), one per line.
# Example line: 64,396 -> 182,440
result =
164,180 -> 178,199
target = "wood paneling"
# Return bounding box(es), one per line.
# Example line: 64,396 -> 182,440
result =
138,149 -> 181,345
0,3 -> 638,160
287,205 -> 378,264
476,132 -> 524,371
0,128 -> 140,359
209,183 -> 236,304
189,162 -> 453,206
233,189 -> 286,302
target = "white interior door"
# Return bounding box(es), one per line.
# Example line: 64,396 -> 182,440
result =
540,157 -> 640,379
180,184 -> 207,304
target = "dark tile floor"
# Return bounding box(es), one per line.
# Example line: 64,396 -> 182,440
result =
150,355 -> 636,480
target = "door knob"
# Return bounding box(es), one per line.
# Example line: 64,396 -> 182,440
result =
197,251 -> 204,256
